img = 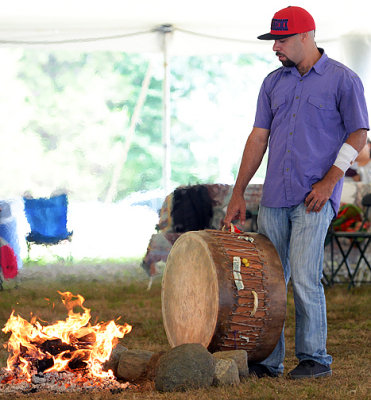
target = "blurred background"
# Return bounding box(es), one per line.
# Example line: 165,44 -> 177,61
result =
0,0 -> 370,262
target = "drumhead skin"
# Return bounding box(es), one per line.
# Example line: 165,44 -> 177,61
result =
161,231 -> 220,347
161,230 -> 286,362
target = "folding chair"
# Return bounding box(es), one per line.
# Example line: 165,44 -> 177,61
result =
327,193 -> 371,288
23,194 -> 73,260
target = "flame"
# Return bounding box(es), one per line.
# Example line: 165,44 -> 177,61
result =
2,291 -> 132,381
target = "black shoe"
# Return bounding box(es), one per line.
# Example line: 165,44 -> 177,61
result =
288,360 -> 332,379
249,363 -> 279,378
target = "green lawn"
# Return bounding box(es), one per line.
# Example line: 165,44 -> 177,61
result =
0,261 -> 370,399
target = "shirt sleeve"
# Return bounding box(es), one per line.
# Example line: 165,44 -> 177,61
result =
339,72 -> 369,134
253,79 -> 273,130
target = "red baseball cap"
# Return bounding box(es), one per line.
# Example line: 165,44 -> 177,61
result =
258,6 -> 315,40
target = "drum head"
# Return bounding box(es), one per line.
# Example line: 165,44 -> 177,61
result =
162,231 -> 219,348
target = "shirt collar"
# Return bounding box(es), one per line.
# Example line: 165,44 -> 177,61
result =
283,47 -> 327,76
312,48 -> 327,75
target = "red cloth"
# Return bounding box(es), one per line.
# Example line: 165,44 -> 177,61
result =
0,244 -> 18,279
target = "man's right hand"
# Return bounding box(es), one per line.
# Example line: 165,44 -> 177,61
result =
223,193 -> 247,228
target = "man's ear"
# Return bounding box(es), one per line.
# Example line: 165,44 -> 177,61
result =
300,32 -> 308,42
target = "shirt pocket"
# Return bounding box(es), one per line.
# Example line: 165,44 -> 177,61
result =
306,95 -> 338,129
307,96 -> 335,111
271,95 -> 286,118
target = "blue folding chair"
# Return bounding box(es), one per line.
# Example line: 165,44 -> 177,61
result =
23,194 -> 73,260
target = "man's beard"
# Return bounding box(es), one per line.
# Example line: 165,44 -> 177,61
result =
276,52 -> 296,67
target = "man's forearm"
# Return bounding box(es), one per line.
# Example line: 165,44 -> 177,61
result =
304,128 -> 368,212
233,127 -> 270,195
344,129 -> 368,153
333,129 -> 368,175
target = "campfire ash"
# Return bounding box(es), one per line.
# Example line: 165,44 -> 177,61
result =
0,369 -> 132,394
1,291 -> 132,394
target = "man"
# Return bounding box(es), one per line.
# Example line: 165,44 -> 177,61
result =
224,6 -> 369,379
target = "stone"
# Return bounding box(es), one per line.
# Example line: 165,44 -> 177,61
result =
116,349 -> 154,382
31,373 -> 47,384
102,343 -> 128,375
212,350 -> 248,379
144,351 -> 166,380
155,343 -> 215,392
213,358 -> 240,386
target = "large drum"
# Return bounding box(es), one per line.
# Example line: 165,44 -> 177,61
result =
161,229 -> 286,362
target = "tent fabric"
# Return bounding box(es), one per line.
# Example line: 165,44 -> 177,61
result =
0,1 -> 370,54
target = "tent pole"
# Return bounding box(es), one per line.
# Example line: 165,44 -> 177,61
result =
104,60 -> 153,203
160,25 -> 173,197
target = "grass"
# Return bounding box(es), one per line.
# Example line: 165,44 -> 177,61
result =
0,261 -> 370,400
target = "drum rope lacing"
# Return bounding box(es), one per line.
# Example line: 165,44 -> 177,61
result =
232,256 -> 259,315
208,228 -> 277,356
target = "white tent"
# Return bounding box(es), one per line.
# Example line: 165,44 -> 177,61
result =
1,0 -> 370,193
0,0 -> 370,53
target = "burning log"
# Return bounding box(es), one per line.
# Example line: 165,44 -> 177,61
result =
39,338 -> 77,356
1,291 -> 132,393
1,290 -> 251,394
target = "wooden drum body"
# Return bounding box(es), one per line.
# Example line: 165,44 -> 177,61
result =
161,229 -> 286,362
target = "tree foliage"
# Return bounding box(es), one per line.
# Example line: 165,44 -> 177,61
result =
0,48 -> 268,201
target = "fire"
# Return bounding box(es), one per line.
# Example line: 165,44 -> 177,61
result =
2,291 -> 132,382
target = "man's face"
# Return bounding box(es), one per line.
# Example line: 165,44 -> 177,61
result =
272,35 -> 302,67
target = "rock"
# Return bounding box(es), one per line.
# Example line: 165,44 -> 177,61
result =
213,358 -> 240,386
213,350 -> 248,379
155,343 -> 215,392
116,349 -> 154,382
31,373 -> 47,384
144,351 -> 166,380
102,344 -> 128,375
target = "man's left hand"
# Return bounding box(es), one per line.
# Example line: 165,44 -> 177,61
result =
304,180 -> 334,213
304,164 -> 344,213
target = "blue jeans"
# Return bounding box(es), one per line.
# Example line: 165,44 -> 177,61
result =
257,202 -> 334,374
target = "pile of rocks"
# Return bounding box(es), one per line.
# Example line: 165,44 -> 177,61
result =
104,343 -> 249,392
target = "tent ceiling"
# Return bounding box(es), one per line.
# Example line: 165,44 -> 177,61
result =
0,0 -> 370,54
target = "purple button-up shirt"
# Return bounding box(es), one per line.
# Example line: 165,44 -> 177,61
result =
254,49 -> 369,214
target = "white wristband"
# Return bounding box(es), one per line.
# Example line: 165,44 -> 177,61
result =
333,143 -> 359,173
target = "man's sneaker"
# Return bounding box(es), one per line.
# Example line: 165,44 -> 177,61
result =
249,363 -> 279,378
288,360 -> 332,379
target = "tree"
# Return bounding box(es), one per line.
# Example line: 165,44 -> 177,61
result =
1,48 -> 269,201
